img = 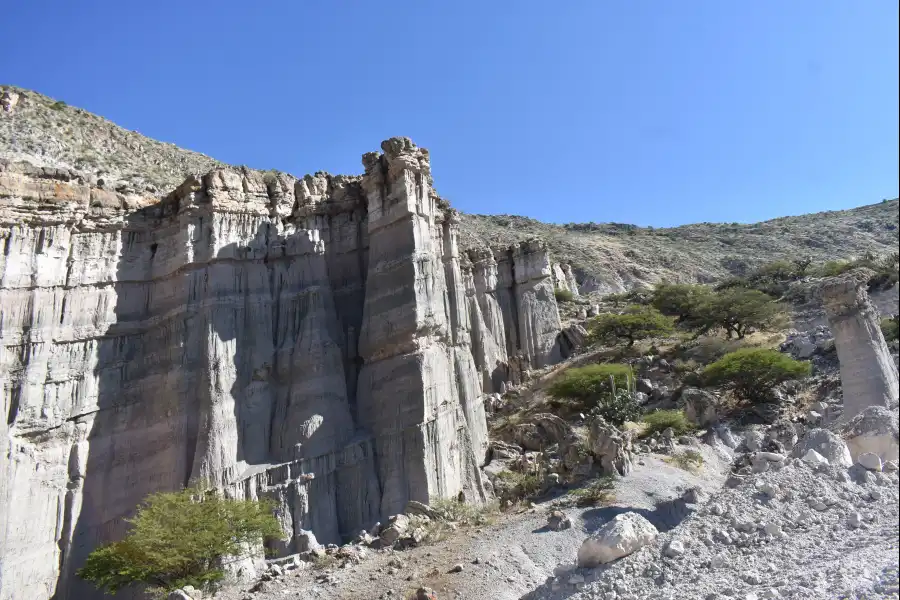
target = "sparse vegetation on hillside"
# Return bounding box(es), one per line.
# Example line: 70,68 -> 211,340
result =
702,348 -> 810,403
77,488 -> 282,596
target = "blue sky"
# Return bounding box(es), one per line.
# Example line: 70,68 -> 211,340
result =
2,1 -> 897,226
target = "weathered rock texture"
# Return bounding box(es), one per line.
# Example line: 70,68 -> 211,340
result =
0,139 -> 564,599
820,270 -> 900,421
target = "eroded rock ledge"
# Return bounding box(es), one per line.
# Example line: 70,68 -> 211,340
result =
0,138 -> 566,599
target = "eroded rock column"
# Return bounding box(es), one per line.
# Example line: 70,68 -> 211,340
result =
821,269 -> 899,420
356,138 -> 487,518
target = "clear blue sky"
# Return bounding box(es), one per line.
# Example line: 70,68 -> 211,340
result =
2,1 -> 897,226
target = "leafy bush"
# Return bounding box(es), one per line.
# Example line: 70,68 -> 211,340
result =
50,100 -> 67,110
702,348 -> 810,402
554,288 -> 575,303
548,364 -> 641,424
882,315 -> 899,342
77,488 -> 282,595
589,305 -> 674,347
548,364 -> 632,401
590,387 -> 642,426
494,471 -> 543,500
694,288 -> 787,339
640,409 -> 695,438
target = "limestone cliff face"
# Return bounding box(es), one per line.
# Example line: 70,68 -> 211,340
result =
0,139 -> 563,600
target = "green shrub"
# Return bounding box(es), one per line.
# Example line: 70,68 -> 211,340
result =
590,387 -> 642,426
702,348 -> 810,402
589,305 -> 674,347
882,315 -> 899,342
77,488 -> 283,595
50,100 -> 67,110
554,288 -> 575,303
548,364 -> 632,400
494,470 -> 543,499
640,409 -> 695,438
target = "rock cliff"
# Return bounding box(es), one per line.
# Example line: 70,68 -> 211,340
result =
0,139 -> 564,599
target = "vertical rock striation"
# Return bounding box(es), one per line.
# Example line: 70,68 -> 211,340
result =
820,269 -> 900,421
0,139 -> 564,599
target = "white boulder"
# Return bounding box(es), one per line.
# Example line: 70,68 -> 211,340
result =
840,406 -> 900,462
577,512 -> 658,567
792,428 -> 852,468
857,452 -> 883,471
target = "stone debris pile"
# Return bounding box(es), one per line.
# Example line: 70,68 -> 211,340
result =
531,421 -> 900,600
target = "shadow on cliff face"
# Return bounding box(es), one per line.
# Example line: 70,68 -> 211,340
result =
58,217 -> 346,599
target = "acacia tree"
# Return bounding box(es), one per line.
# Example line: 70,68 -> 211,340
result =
77,487 -> 283,595
589,305 -> 674,347
696,288 -> 787,339
651,283 -> 713,326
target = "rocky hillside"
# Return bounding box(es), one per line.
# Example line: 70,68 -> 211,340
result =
0,86 -> 223,195
459,201 -> 899,293
3,85 -> 897,295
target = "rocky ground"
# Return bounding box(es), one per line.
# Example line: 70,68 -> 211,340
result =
216,447 -> 731,600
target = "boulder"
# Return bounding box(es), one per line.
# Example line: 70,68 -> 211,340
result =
295,529 -> 320,552
405,500 -> 442,520
547,510 -> 572,531
840,405 -> 900,462
680,388 -> 718,427
588,418 -> 634,476
791,428 -> 853,468
636,379 -> 655,395
857,452 -> 883,472
513,413 -> 573,451
414,588 -> 439,600
577,512 -> 659,567
380,514 -> 411,545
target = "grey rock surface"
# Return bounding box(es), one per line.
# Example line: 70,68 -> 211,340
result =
0,138 -> 565,599
820,270 -> 900,421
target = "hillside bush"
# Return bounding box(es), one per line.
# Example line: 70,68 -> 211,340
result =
882,315 -> 899,342
640,409 -> 695,438
702,348 -> 810,402
590,387 -> 642,426
589,305 -> 674,347
554,288 -> 575,303
548,364 -> 632,400
77,488 -> 282,595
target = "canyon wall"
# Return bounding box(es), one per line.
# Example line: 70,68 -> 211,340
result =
0,138 -> 564,600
